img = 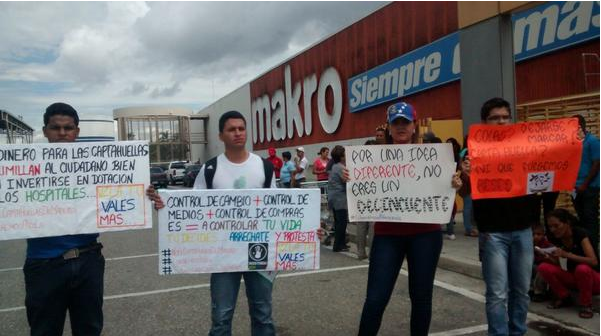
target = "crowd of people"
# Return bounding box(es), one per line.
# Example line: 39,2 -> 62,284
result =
18,99 -> 599,335
261,97 -> 599,335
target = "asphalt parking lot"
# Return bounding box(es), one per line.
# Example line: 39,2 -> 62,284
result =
0,185 -> 597,336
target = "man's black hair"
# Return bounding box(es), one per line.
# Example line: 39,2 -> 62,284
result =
44,102 -> 80,126
572,114 -> 586,132
330,145 -> 345,163
282,151 -> 292,160
480,97 -> 511,121
219,110 -> 246,133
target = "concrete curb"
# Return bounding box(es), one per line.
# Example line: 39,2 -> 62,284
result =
438,254 -> 483,280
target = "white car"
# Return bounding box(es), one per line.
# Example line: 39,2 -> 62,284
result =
167,161 -> 188,185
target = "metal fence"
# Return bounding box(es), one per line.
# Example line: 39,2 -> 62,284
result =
299,180 -> 334,229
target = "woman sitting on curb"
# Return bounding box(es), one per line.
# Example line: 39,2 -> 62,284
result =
537,208 -> 599,319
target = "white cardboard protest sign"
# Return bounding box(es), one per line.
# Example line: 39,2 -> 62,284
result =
0,141 -> 152,240
345,144 -> 457,224
157,188 -> 321,274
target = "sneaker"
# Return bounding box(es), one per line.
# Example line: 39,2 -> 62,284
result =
446,234 -> 456,240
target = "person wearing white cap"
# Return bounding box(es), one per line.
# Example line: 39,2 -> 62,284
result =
294,147 -> 308,186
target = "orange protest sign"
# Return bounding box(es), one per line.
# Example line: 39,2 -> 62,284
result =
468,118 -> 582,200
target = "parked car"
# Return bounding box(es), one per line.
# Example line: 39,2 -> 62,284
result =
182,164 -> 202,187
150,166 -> 168,188
167,161 -> 188,185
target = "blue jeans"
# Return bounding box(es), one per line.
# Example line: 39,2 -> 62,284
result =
446,220 -> 455,235
480,228 -> 533,336
462,194 -> 474,233
573,188 -> 600,255
359,231 -> 442,336
333,209 -> 349,251
210,272 -> 275,336
23,249 -> 105,336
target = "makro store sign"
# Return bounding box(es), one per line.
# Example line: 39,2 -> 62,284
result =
251,65 -> 343,145
348,1 -> 600,113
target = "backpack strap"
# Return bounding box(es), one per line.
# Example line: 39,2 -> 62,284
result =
203,156 -> 218,189
205,155 -> 273,189
262,158 -> 274,188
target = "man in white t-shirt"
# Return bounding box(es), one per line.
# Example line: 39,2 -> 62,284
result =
197,111 -> 276,336
148,111 -> 276,336
294,147 -> 308,186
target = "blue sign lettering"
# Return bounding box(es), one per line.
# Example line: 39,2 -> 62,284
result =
348,1 -> 600,113
348,33 -> 459,113
513,1 -> 600,61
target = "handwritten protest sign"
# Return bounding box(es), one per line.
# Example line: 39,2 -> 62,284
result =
345,144 -> 457,224
468,118 -> 582,200
157,188 -> 320,274
0,141 -> 152,240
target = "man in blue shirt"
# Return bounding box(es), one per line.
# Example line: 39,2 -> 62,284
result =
572,114 -> 599,255
24,103 -> 105,336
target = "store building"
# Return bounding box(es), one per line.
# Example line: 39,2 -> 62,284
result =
77,117 -> 116,142
114,106 -> 193,164
192,1 -> 599,163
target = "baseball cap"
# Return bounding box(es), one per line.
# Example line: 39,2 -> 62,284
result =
387,102 -> 416,124
296,147 -> 305,152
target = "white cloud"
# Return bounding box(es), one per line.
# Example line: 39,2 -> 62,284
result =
0,1 -> 386,134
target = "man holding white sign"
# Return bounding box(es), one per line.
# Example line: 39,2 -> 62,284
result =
149,111 -> 278,336
23,103 -> 104,336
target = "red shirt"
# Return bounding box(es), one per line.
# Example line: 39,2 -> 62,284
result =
267,156 -> 283,178
313,158 -> 329,181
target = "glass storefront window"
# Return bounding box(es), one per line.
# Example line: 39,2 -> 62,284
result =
119,115 -> 189,164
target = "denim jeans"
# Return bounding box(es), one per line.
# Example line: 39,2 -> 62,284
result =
480,228 -> 533,336
359,231 -> 442,336
209,272 -> 275,336
23,249 -> 105,336
462,194 -> 474,233
445,220 -> 455,235
573,188 -> 600,255
355,222 -> 374,258
333,209 -> 349,251
446,201 -> 457,235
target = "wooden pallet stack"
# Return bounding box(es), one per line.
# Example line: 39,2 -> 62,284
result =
516,92 -> 600,214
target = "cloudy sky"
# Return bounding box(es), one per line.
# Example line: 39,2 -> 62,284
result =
0,1 -> 385,139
